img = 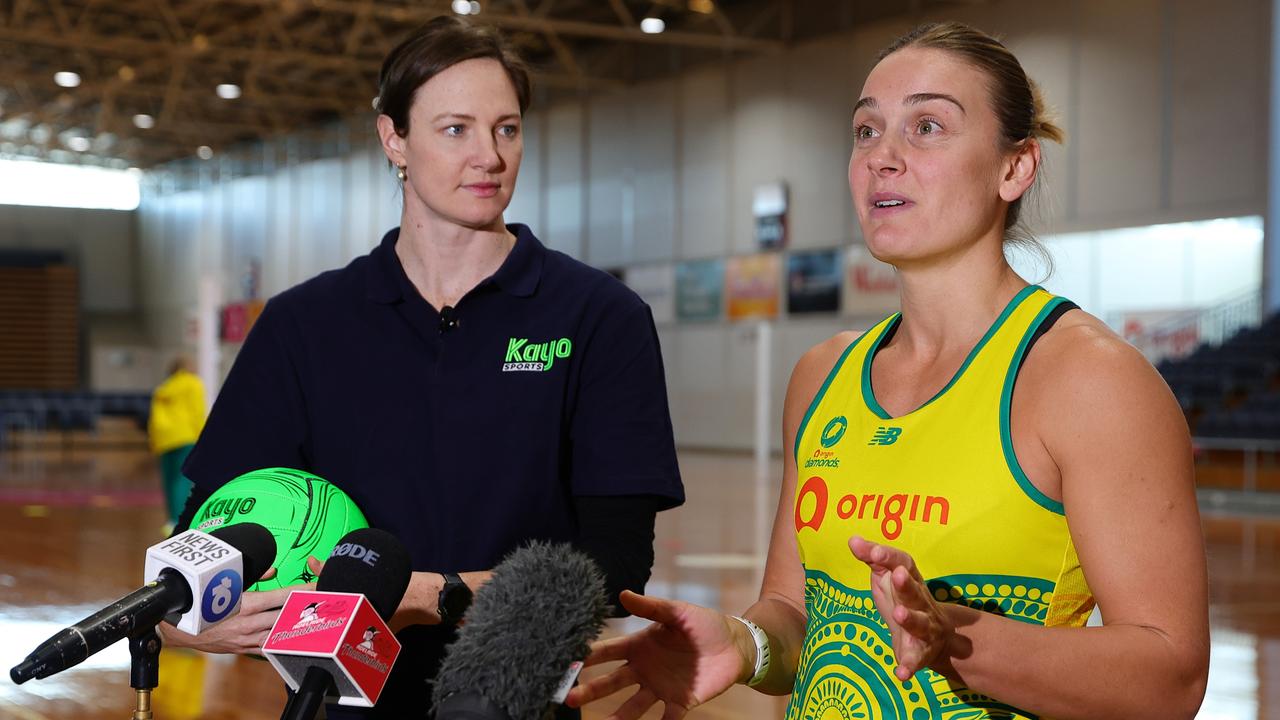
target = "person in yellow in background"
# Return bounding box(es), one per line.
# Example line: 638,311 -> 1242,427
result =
149,355 -> 207,528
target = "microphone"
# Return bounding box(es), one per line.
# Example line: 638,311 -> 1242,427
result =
439,306 -> 459,332
263,528 -> 412,719
432,542 -> 610,720
10,523 -> 276,684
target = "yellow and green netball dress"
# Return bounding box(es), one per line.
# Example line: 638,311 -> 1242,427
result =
787,286 -> 1095,720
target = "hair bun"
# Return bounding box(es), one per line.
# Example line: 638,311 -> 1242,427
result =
1029,79 -> 1066,144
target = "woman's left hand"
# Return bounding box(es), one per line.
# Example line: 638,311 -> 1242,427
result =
849,535 -> 954,681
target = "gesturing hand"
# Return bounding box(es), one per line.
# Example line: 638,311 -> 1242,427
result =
565,591 -> 749,720
849,535 -> 954,681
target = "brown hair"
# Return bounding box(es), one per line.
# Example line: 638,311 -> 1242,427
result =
168,355 -> 191,376
878,22 -> 1063,253
376,16 -> 532,137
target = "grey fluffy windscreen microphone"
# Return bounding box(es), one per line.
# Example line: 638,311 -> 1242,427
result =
432,542 -> 610,720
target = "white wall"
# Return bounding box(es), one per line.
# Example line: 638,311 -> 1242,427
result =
0,204 -> 136,313
0,203 -> 151,389
1011,216 -> 1265,322
137,138 -> 403,384
137,0 -> 1270,450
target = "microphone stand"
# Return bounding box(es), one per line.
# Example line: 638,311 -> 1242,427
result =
128,628 -> 161,720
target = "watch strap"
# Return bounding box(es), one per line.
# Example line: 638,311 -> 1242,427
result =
730,615 -> 770,687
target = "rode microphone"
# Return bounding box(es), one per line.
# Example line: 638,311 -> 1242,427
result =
432,542 -> 610,720
10,523 -> 276,684
263,528 -> 412,719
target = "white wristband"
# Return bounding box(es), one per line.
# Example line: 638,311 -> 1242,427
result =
730,615 -> 771,687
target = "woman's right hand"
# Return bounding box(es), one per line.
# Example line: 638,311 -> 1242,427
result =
565,590 -> 752,720
158,558 -> 321,654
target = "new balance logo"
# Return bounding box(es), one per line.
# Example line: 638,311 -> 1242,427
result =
868,426 -> 903,446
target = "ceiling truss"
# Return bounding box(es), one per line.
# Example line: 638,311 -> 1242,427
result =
0,0 -> 921,168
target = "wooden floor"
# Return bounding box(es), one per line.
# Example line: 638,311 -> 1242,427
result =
0,438 -> 1276,719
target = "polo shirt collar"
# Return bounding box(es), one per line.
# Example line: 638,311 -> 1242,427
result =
365,223 -> 544,304
490,223 -> 542,298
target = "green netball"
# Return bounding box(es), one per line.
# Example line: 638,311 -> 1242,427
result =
192,468 -> 368,591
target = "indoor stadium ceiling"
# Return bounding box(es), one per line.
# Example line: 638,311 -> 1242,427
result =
0,0 -> 946,169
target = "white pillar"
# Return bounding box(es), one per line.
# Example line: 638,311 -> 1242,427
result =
754,320 -> 773,578
196,276 -> 221,410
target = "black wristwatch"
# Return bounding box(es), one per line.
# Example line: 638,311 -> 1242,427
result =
437,572 -> 472,626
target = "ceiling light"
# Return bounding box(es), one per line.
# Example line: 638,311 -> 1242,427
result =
196,145 -> 213,160
54,71 -> 81,88
469,1 -> 480,12
66,136 -> 90,152
640,17 -> 665,34
117,65 -> 136,82
215,83 -> 241,100
451,0 -> 472,14
133,114 -> 155,129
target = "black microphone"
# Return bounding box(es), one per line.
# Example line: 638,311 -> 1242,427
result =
278,527 -> 412,720
439,306 -> 459,333
10,523 -> 276,684
432,542 -> 610,720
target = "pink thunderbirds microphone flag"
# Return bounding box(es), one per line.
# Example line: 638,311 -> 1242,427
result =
262,590 -> 401,707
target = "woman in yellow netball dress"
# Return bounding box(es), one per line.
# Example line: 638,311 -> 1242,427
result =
569,21 -> 1209,720
786,284 -> 1093,719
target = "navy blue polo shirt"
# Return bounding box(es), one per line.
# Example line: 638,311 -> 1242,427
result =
183,224 -> 683,717
187,223 -> 683,567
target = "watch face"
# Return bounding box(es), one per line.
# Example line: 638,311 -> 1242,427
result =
441,578 -> 472,623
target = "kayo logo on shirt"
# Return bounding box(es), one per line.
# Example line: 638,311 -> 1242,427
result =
503,337 -> 573,372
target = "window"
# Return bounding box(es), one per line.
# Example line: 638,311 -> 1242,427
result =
0,159 -> 140,211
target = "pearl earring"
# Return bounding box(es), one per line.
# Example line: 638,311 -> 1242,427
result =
396,166 -> 407,181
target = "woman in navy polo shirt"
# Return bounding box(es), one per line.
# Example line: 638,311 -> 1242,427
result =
163,16 -> 685,719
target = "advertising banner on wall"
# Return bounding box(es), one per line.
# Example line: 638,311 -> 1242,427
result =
625,264 -> 675,324
725,253 -> 781,320
220,304 -> 249,343
220,300 -> 266,343
787,249 -> 842,315
1119,309 -> 1200,364
843,244 -> 900,317
676,259 -> 724,321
